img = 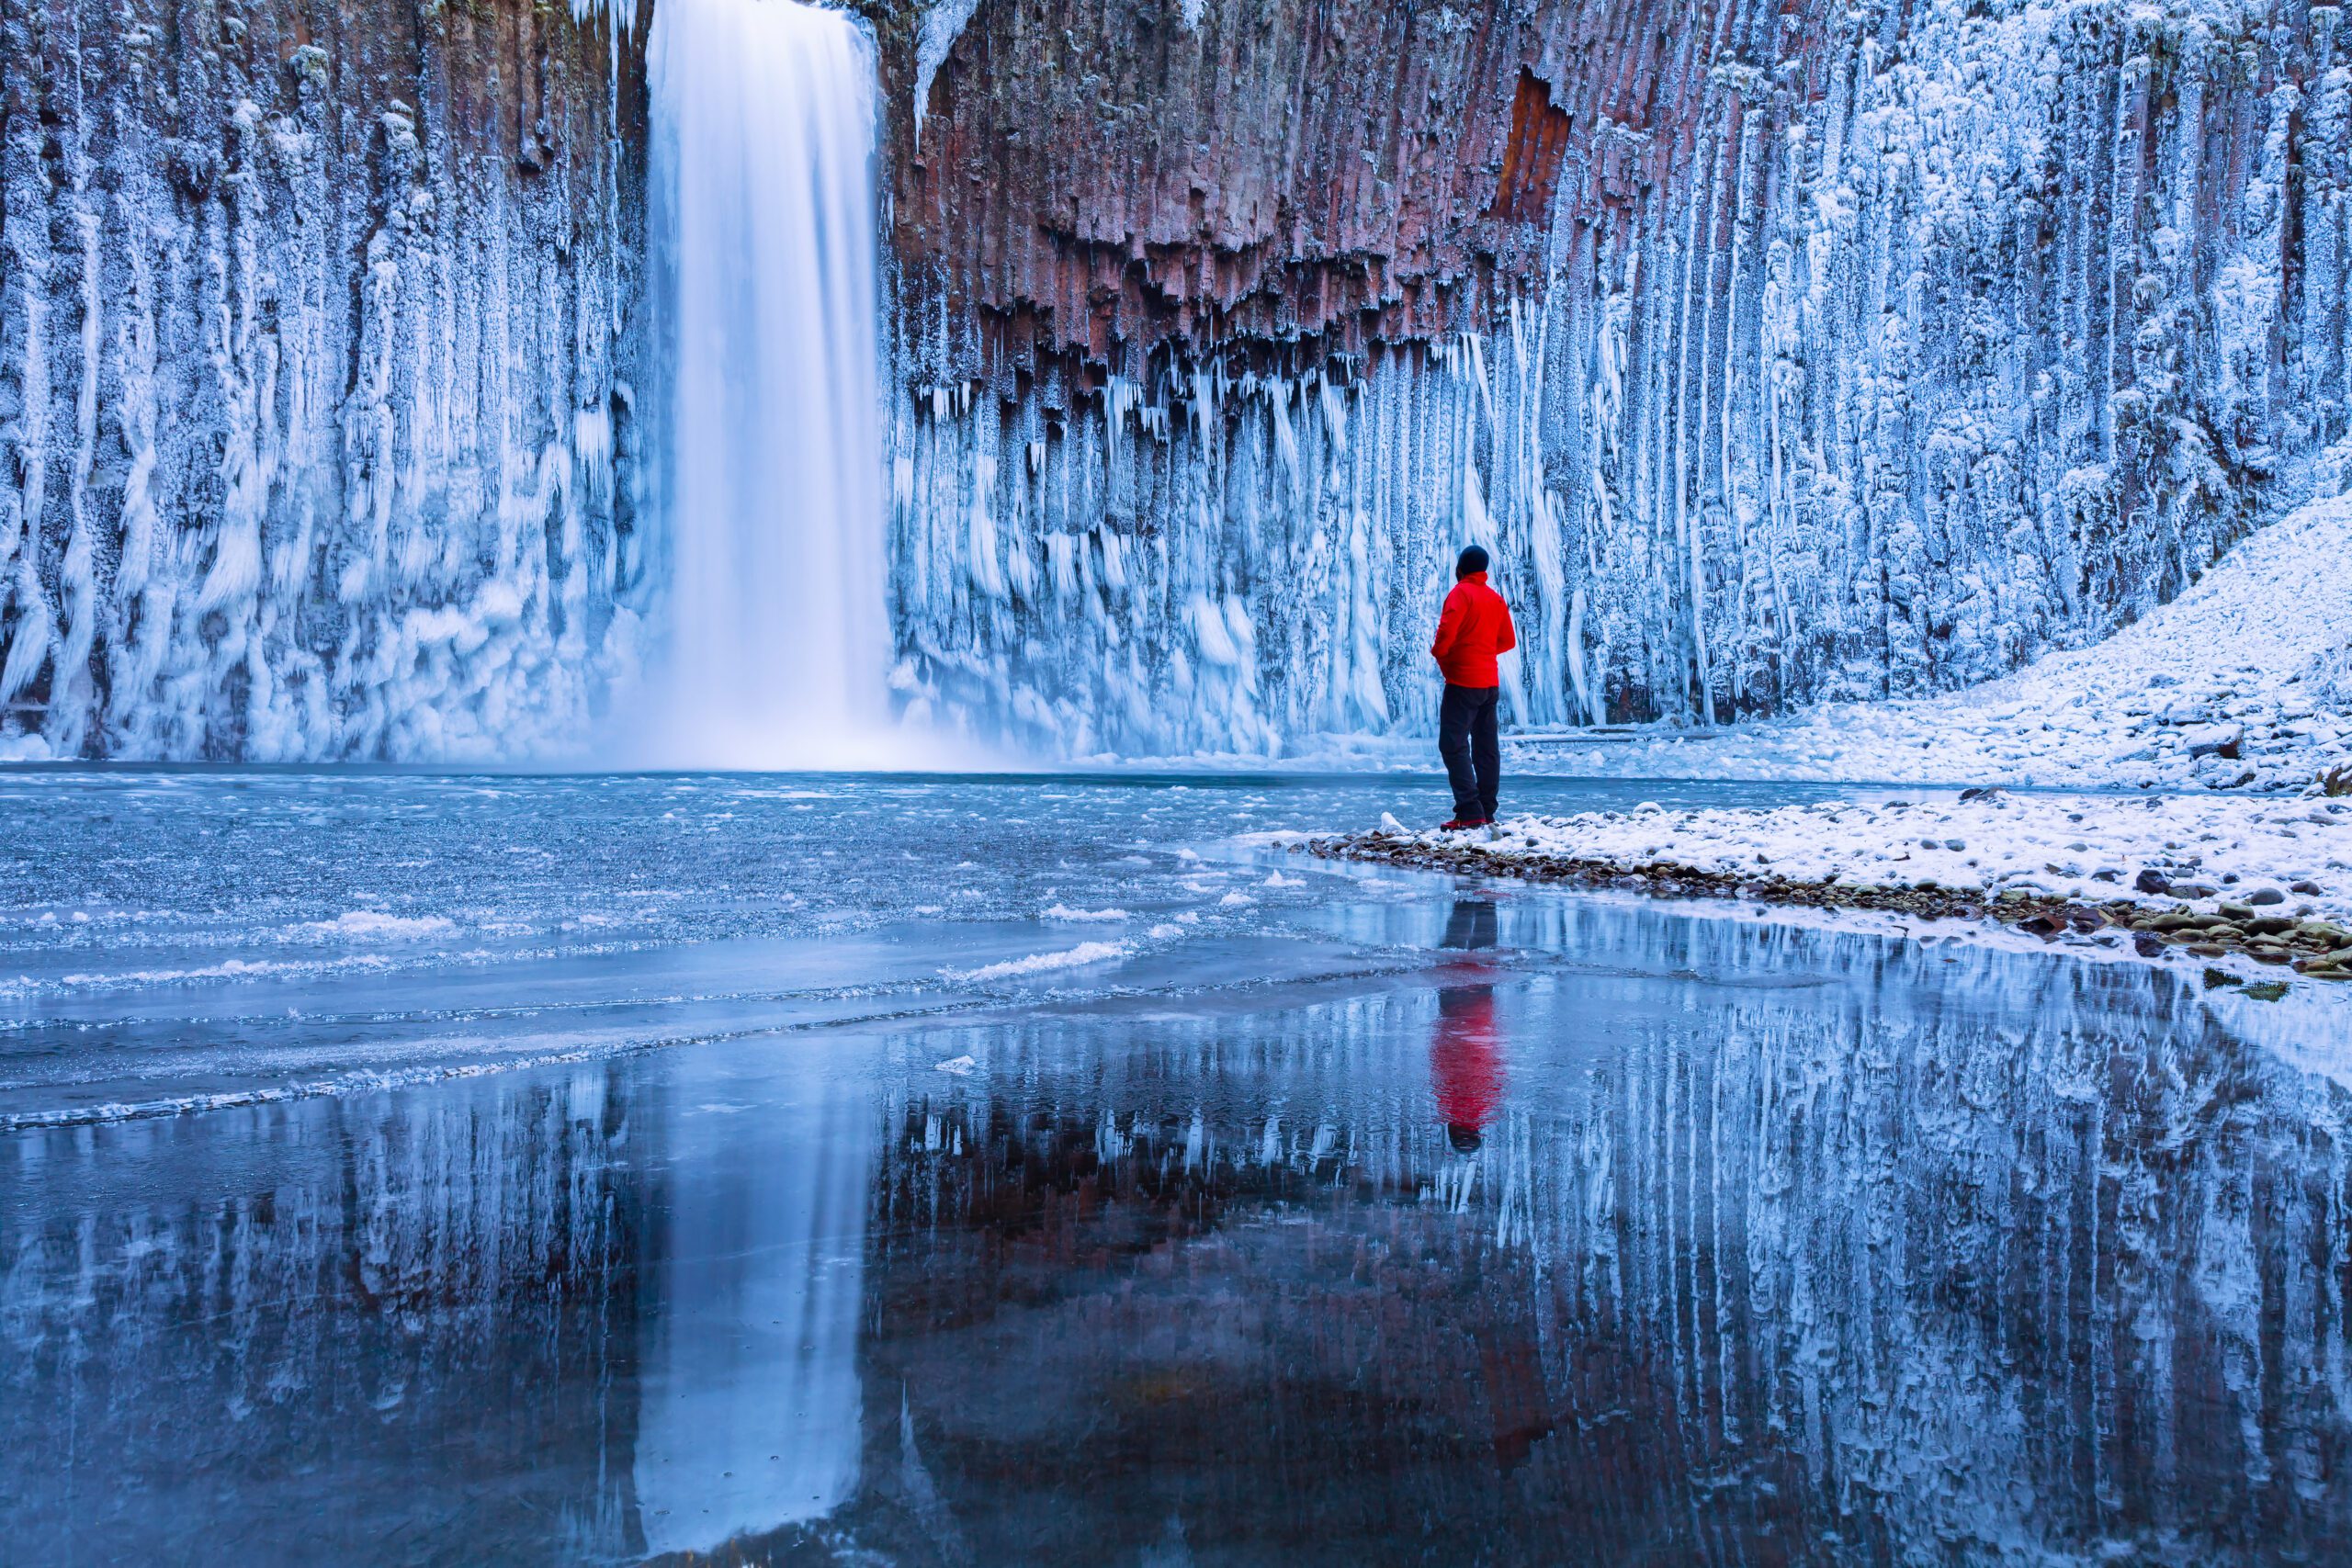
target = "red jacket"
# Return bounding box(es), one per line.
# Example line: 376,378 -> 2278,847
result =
1430,572 -> 1517,688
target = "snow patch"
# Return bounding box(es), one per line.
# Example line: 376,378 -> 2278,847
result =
305,910 -> 457,941
947,941 -> 1131,982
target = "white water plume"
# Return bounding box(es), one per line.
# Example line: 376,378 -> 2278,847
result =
637,0 -> 894,768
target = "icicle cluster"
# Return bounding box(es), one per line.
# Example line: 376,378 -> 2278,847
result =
889,333 -> 1576,755
0,0 -> 639,760
891,0 -> 2352,752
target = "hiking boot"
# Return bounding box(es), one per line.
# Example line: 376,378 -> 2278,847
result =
1441,817 -> 1482,831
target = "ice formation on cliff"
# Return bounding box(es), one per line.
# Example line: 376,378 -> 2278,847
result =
0,0 -> 640,761
1509,492 -> 2352,792
889,0 -> 2352,757
3,0 -> 2347,762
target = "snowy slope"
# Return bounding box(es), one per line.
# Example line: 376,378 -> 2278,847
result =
1515,495 -> 2352,794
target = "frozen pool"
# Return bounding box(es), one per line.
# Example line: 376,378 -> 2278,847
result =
3,769 -> 2346,1564
0,768 -> 1914,1128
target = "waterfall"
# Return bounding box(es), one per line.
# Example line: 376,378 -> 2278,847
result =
640,0 -> 888,767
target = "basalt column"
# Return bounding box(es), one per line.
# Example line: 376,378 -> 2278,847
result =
882,0 -> 2352,752
0,0 -> 648,760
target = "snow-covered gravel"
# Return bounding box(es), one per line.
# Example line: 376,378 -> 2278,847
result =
1510,494 -> 2352,795
1450,793 -> 2350,925
1315,790 -> 2352,979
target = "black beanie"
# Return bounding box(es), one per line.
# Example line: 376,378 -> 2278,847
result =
1456,545 -> 1489,578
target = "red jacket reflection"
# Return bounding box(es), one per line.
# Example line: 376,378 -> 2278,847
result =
1431,985 -> 1501,1136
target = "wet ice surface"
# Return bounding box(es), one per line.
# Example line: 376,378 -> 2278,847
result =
6,771 -> 2351,1565
0,768 -> 1902,1128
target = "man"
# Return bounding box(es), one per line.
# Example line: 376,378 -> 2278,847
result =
1429,544 -> 1516,830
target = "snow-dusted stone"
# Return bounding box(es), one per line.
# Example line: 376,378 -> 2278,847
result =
1313,792 -> 2352,978
2184,723 -> 2245,758
2159,695 -> 2221,727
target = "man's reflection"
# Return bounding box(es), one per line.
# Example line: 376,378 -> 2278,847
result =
1432,897 -> 1550,1467
1440,897 -> 1498,952
1433,898 -> 1502,1154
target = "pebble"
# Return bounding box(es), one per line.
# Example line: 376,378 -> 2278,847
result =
1314,829 -> 2352,986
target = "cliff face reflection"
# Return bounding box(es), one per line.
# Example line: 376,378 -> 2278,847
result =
6,899 -> 2350,1565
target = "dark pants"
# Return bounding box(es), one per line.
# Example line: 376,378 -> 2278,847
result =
1439,683 -> 1500,820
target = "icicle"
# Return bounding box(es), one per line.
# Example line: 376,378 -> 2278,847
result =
1462,458 -> 1495,551
1104,374 -> 1139,468
965,452 -> 1005,599
1566,586 -> 1599,725
1465,330 -> 1496,429
1270,378 -> 1300,491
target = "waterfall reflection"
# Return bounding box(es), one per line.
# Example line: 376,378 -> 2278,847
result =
632,1051 -> 874,1556
0,1055 -> 878,1565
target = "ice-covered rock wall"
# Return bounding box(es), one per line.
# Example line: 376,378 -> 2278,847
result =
8,0 -> 2346,761
888,0 -> 2352,752
0,0 -> 644,760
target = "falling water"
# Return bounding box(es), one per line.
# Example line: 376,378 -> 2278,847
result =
641,0 -> 888,766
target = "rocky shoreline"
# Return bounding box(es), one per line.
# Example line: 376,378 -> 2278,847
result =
1308,828 -> 2352,988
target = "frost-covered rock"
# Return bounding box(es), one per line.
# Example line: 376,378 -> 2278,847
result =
0,0 -> 641,760
887,0 -> 2352,757
2183,723 -> 2245,759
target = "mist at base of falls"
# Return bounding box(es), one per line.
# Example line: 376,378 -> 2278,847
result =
628,0 -> 903,772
